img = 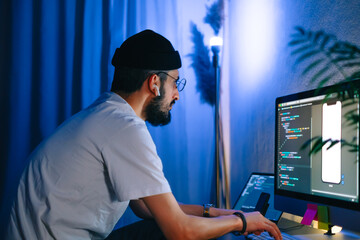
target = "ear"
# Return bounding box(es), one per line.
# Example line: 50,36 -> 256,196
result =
148,74 -> 160,96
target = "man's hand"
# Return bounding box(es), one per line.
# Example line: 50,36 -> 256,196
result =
242,211 -> 282,238
141,193 -> 282,240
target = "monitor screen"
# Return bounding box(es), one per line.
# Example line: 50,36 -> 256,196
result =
274,80 -> 360,230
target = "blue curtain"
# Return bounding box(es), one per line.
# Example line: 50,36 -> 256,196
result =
0,0 -> 217,236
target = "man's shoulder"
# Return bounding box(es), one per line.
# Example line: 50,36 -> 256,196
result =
85,92 -> 144,127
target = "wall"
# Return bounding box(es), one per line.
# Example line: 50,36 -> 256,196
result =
227,0 -> 360,205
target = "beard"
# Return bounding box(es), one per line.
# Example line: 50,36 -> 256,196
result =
145,95 -> 175,126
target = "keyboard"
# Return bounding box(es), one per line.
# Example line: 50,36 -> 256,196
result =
247,231 -> 300,240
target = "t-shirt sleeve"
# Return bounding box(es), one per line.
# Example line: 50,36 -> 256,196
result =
101,122 -> 171,202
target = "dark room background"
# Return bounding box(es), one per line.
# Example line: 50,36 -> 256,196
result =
1,0 -> 360,237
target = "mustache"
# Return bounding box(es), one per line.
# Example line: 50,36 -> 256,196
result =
170,100 -> 176,107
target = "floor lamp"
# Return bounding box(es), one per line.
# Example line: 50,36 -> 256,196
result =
211,37 -> 230,209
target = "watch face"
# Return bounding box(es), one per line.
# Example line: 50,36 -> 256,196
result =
203,204 -> 213,217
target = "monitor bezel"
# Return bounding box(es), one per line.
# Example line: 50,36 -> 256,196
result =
274,80 -> 360,212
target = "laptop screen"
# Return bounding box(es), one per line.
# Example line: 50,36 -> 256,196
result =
232,173 -> 282,222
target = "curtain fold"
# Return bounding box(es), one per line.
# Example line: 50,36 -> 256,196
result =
0,1 -> 12,231
1,0 -> 218,235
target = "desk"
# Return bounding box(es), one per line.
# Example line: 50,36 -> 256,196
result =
219,217 -> 360,240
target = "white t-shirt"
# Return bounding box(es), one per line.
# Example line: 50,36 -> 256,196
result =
7,92 -> 171,239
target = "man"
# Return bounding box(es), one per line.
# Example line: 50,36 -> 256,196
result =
7,30 -> 282,239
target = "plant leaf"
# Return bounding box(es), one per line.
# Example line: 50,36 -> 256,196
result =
288,38 -> 308,46
341,61 -> 360,68
295,49 -> 321,65
301,58 -> 325,76
332,56 -> 357,63
312,30 -> 325,44
317,72 -> 337,88
326,139 -> 342,150
309,65 -> 330,83
294,26 -> 305,35
320,34 -> 333,49
290,44 -> 314,56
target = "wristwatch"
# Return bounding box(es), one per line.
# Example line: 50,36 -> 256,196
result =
232,212 -> 247,235
203,204 -> 214,217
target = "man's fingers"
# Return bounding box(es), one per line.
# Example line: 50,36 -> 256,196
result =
264,220 -> 282,240
243,211 -> 282,240
269,220 -> 282,239
253,230 -> 263,235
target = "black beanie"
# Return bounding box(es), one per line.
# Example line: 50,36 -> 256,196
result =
111,29 -> 182,70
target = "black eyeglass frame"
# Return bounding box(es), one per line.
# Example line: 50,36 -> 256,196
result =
155,72 -> 186,92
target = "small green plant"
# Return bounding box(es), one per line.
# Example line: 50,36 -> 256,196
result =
289,26 -> 360,155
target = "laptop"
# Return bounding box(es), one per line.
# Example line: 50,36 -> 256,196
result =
232,172 -> 283,223
232,173 -> 303,240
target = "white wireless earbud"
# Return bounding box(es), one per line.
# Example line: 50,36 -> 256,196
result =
154,85 -> 160,97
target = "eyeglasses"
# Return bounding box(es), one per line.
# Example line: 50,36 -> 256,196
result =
155,72 -> 187,92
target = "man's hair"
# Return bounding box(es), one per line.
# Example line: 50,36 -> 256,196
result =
110,30 -> 180,93
111,67 -> 167,93
111,30 -> 181,70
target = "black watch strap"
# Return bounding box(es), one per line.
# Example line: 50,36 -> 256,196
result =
202,204 -> 214,217
232,212 -> 247,236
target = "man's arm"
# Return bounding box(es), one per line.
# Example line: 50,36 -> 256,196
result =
178,203 -> 237,217
142,192 -> 282,240
129,199 -> 153,219
130,199 -> 235,219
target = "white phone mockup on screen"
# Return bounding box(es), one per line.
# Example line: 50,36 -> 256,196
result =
322,101 -> 342,184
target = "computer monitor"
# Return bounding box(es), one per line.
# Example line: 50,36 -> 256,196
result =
274,80 -> 360,231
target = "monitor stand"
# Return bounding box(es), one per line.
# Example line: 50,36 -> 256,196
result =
324,224 -> 335,236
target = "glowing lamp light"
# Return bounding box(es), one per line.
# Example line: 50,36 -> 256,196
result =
210,36 -> 223,47
235,0 -> 277,88
210,36 -> 223,57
